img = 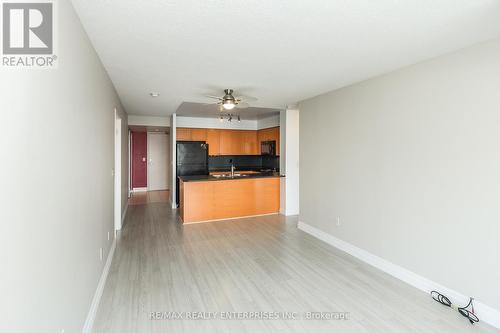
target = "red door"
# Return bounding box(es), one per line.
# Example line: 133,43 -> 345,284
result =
132,132 -> 147,188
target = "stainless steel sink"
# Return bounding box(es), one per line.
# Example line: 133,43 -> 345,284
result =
212,174 -> 226,178
212,173 -> 248,179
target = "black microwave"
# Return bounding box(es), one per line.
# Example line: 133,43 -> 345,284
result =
261,140 -> 276,155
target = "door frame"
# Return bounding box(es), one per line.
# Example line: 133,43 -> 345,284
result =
114,109 -> 122,231
147,131 -> 169,191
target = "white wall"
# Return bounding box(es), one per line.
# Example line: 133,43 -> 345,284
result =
299,37 -> 500,319
280,111 -> 287,214
283,109 -> 300,216
257,114 -> 280,129
128,115 -> 170,127
0,1 -> 128,332
170,114 -> 177,208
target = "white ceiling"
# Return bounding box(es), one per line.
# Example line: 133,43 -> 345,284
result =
176,102 -> 280,120
71,0 -> 500,116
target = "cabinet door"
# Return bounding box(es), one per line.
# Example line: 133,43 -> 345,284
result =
219,130 -> 233,155
257,129 -> 265,147
272,127 -> 280,155
176,128 -> 192,141
242,131 -> 258,155
229,130 -> 242,155
236,130 -> 248,155
206,129 -> 220,155
257,127 -> 280,155
191,128 -> 207,141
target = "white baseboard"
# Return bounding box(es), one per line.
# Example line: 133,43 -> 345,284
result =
297,221 -> 500,330
114,202 -> 128,232
82,238 -> 116,333
147,187 -> 169,191
121,202 -> 129,225
132,187 -> 148,192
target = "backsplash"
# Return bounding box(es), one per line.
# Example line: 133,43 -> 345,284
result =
209,155 -> 279,172
262,155 -> 280,170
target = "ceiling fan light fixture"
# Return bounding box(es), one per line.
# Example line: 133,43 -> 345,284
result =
223,100 -> 235,110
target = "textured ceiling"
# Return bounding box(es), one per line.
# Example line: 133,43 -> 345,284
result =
71,0 -> 500,116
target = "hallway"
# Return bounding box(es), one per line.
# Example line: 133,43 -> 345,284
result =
93,194 -> 497,333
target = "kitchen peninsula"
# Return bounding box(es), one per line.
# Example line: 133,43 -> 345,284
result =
179,172 -> 281,223
176,125 -> 281,223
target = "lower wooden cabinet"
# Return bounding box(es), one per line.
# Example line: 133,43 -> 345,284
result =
180,177 -> 280,223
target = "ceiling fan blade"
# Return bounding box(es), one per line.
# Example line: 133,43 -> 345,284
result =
235,95 -> 257,102
236,102 -> 249,109
204,95 -> 223,100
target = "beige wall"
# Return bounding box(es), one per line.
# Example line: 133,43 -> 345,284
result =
0,1 -> 128,332
299,38 -> 500,311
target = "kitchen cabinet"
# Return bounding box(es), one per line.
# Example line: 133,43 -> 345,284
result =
190,128 -> 207,141
180,177 -> 280,223
176,128 -> 207,141
231,130 -> 245,155
176,128 -> 192,141
206,129 -> 220,155
219,130 -> 238,155
177,127 -> 276,156
242,130 -> 258,155
257,127 -> 280,155
219,130 -> 258,155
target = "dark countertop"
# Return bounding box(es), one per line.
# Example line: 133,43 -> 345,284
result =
209,167 -> 279,173
179,172 -> 283,182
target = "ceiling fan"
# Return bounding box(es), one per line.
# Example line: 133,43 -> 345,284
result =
205,89 -> 257,110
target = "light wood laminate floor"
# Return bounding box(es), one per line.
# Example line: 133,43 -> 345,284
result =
128,190 -> 170,205
93,197 -> 498,332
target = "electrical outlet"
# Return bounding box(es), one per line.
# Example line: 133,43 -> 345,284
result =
107,231 -> 110,241
99,247 -> 103,261
336,216 -> 341,226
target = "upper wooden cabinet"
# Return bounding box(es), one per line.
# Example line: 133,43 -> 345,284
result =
190,128 -> 207,141
176,127 -> 278,156
218,130 -> 258,155
219,130 -> 239,155
176,128 -> 192,141
206,129 -> 220,156
257,127 -> 280,155
242,130 -> 258,155
177,128 -> 207,141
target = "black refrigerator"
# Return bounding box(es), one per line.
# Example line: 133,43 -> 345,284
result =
176,141 -> 208,206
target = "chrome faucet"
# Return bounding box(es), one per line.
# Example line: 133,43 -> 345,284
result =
231,163 -> 236,177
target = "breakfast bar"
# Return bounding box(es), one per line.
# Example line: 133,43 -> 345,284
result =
179,173 -> 281,223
